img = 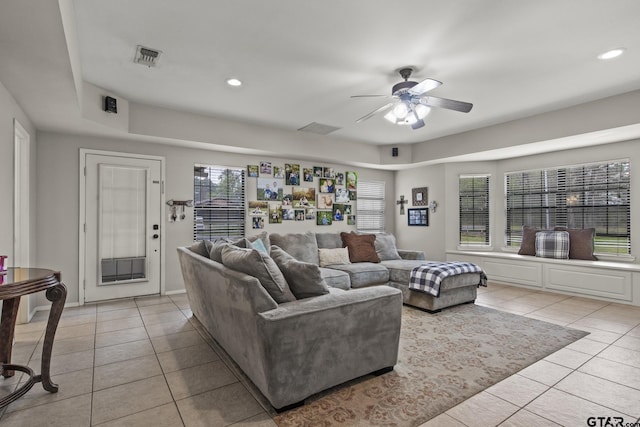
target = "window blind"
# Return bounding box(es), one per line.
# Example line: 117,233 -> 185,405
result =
459,175 -> 490,246
505,160 -> 630,255
194,165 -> 245,241
356,180 -> 385,233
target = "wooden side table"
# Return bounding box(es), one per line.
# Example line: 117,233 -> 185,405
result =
0,268 -> 67,408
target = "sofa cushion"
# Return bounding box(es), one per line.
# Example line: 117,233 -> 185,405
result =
518,226 -> 538,256
535,231 -> 570,259
189,240 -> 212,258
319,268 -> 351,290
270,246 -> 329,299
554,227 -> 598,261
381,259 -> 428,283
209,237 -> 249,263
318,248 -> 351,267
221,245 -> 296,303
270,231 -> 319,264
374,233 -> 402,261
315,233 -> 343,249
340,232 -> 381,263
328,263 -> 389,288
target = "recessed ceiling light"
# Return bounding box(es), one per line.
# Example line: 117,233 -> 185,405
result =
226,78 -> 242,87
597,48 -> 625,60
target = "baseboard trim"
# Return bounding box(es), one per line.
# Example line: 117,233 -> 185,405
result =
165,289 -> 187,296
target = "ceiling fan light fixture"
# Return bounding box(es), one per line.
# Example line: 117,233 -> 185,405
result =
384,110 -> 399,124
392,102 -> 409,119
414,103 -> 431,119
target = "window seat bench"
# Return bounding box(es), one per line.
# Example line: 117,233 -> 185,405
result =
446,250 -> 640,307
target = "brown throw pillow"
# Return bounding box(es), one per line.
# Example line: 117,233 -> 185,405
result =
340,232 -> 380,263
518,226 -> 538,256
554,227 -> 598,261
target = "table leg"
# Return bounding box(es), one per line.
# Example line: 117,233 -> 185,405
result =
0,297 -> 20,378
39,283 -> 67,392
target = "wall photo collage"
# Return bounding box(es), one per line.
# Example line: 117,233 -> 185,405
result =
247,162 -> 357,229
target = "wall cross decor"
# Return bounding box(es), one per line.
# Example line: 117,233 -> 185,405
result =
396,195 -> 408,215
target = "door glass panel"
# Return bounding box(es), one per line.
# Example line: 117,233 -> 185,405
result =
99,164 -> 147,285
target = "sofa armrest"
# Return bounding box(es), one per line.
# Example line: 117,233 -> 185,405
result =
256,286 -> 402,408
398,249 -> 426,260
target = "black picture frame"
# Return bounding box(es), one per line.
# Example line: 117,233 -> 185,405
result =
412,187 -> 428,206
408,208 -> 428,226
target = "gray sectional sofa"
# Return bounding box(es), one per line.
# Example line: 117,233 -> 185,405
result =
177,231 -> 480,410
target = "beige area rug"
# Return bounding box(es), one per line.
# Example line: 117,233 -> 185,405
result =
273,304 -> 589,427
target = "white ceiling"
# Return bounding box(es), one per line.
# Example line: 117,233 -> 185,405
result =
1,0 -> 640,155
70,0 -> 640,145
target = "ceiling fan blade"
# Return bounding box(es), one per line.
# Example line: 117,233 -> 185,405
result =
350,95 -> 390,98
355,102 -> 394,123
408,78 -> 442,96
411,119 -> 425,130
420,96 -> 473,113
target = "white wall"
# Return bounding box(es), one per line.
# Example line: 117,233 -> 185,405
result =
35,132 -> 394,306
0,80 -> 37,268
395,139 -> 640,263
393,163 -> 447,261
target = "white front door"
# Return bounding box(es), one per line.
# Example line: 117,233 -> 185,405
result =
83,153 -> 162,303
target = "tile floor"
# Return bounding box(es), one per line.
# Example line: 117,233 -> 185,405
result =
0,284 -> 638,426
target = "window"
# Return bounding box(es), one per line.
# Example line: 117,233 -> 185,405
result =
357,180 -> 385,233
459,175 -> 490,246
194,165 -> 245,241
505,160 -> 630,255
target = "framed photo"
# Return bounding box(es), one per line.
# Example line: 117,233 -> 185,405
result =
252,216 -> 264,229
317,193 -> 334,209
408,208 -> 429,226
333,204 -> 346,221
323,167 -> 335,178
259,161 -> 272,175
269,204 -> 283,224
317,211 -> 333,226
346,171 -> 358,191
412,187 -> 428,206
248,201 -> 268,216
273,166 -> 285,179
282,207 -> 295,221
294,209 -> 306,221
319,178 -> 335,193
257,178 -> 283,201
335,172 -> 344,185
335,188 -> 350,203
247,165 -> 259,178
313,166 -> 324,177
292,187 -> 316,208
347,215 -> 356,225
303,168 -> 314,182
285,163 -> 300,185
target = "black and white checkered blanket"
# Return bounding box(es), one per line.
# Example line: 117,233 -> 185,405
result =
409,262 -> 487,297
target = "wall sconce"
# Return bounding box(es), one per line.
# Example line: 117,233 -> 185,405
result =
167,199 -> 194,222
428,200 -> 438,213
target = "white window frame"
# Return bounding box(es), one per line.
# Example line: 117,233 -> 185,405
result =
458,174 -> 491,248
356,180 -> 385,233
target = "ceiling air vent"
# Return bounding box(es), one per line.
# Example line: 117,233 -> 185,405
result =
297,122 -> 341,135
134,45 -> 162,67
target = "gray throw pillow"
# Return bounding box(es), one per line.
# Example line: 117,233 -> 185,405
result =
209,237 -> 249,263
221,245 -> 296,304
189,240 -> 212,258
270,246 -> 329,299
269,231 -> 319,264
374,233 -> 402,261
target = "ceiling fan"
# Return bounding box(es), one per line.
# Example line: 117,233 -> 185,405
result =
352,67 -> 473,130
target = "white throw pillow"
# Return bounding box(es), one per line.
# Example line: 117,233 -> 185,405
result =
318,247 -> 351,267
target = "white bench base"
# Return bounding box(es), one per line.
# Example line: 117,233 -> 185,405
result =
447,251 -> 640,307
